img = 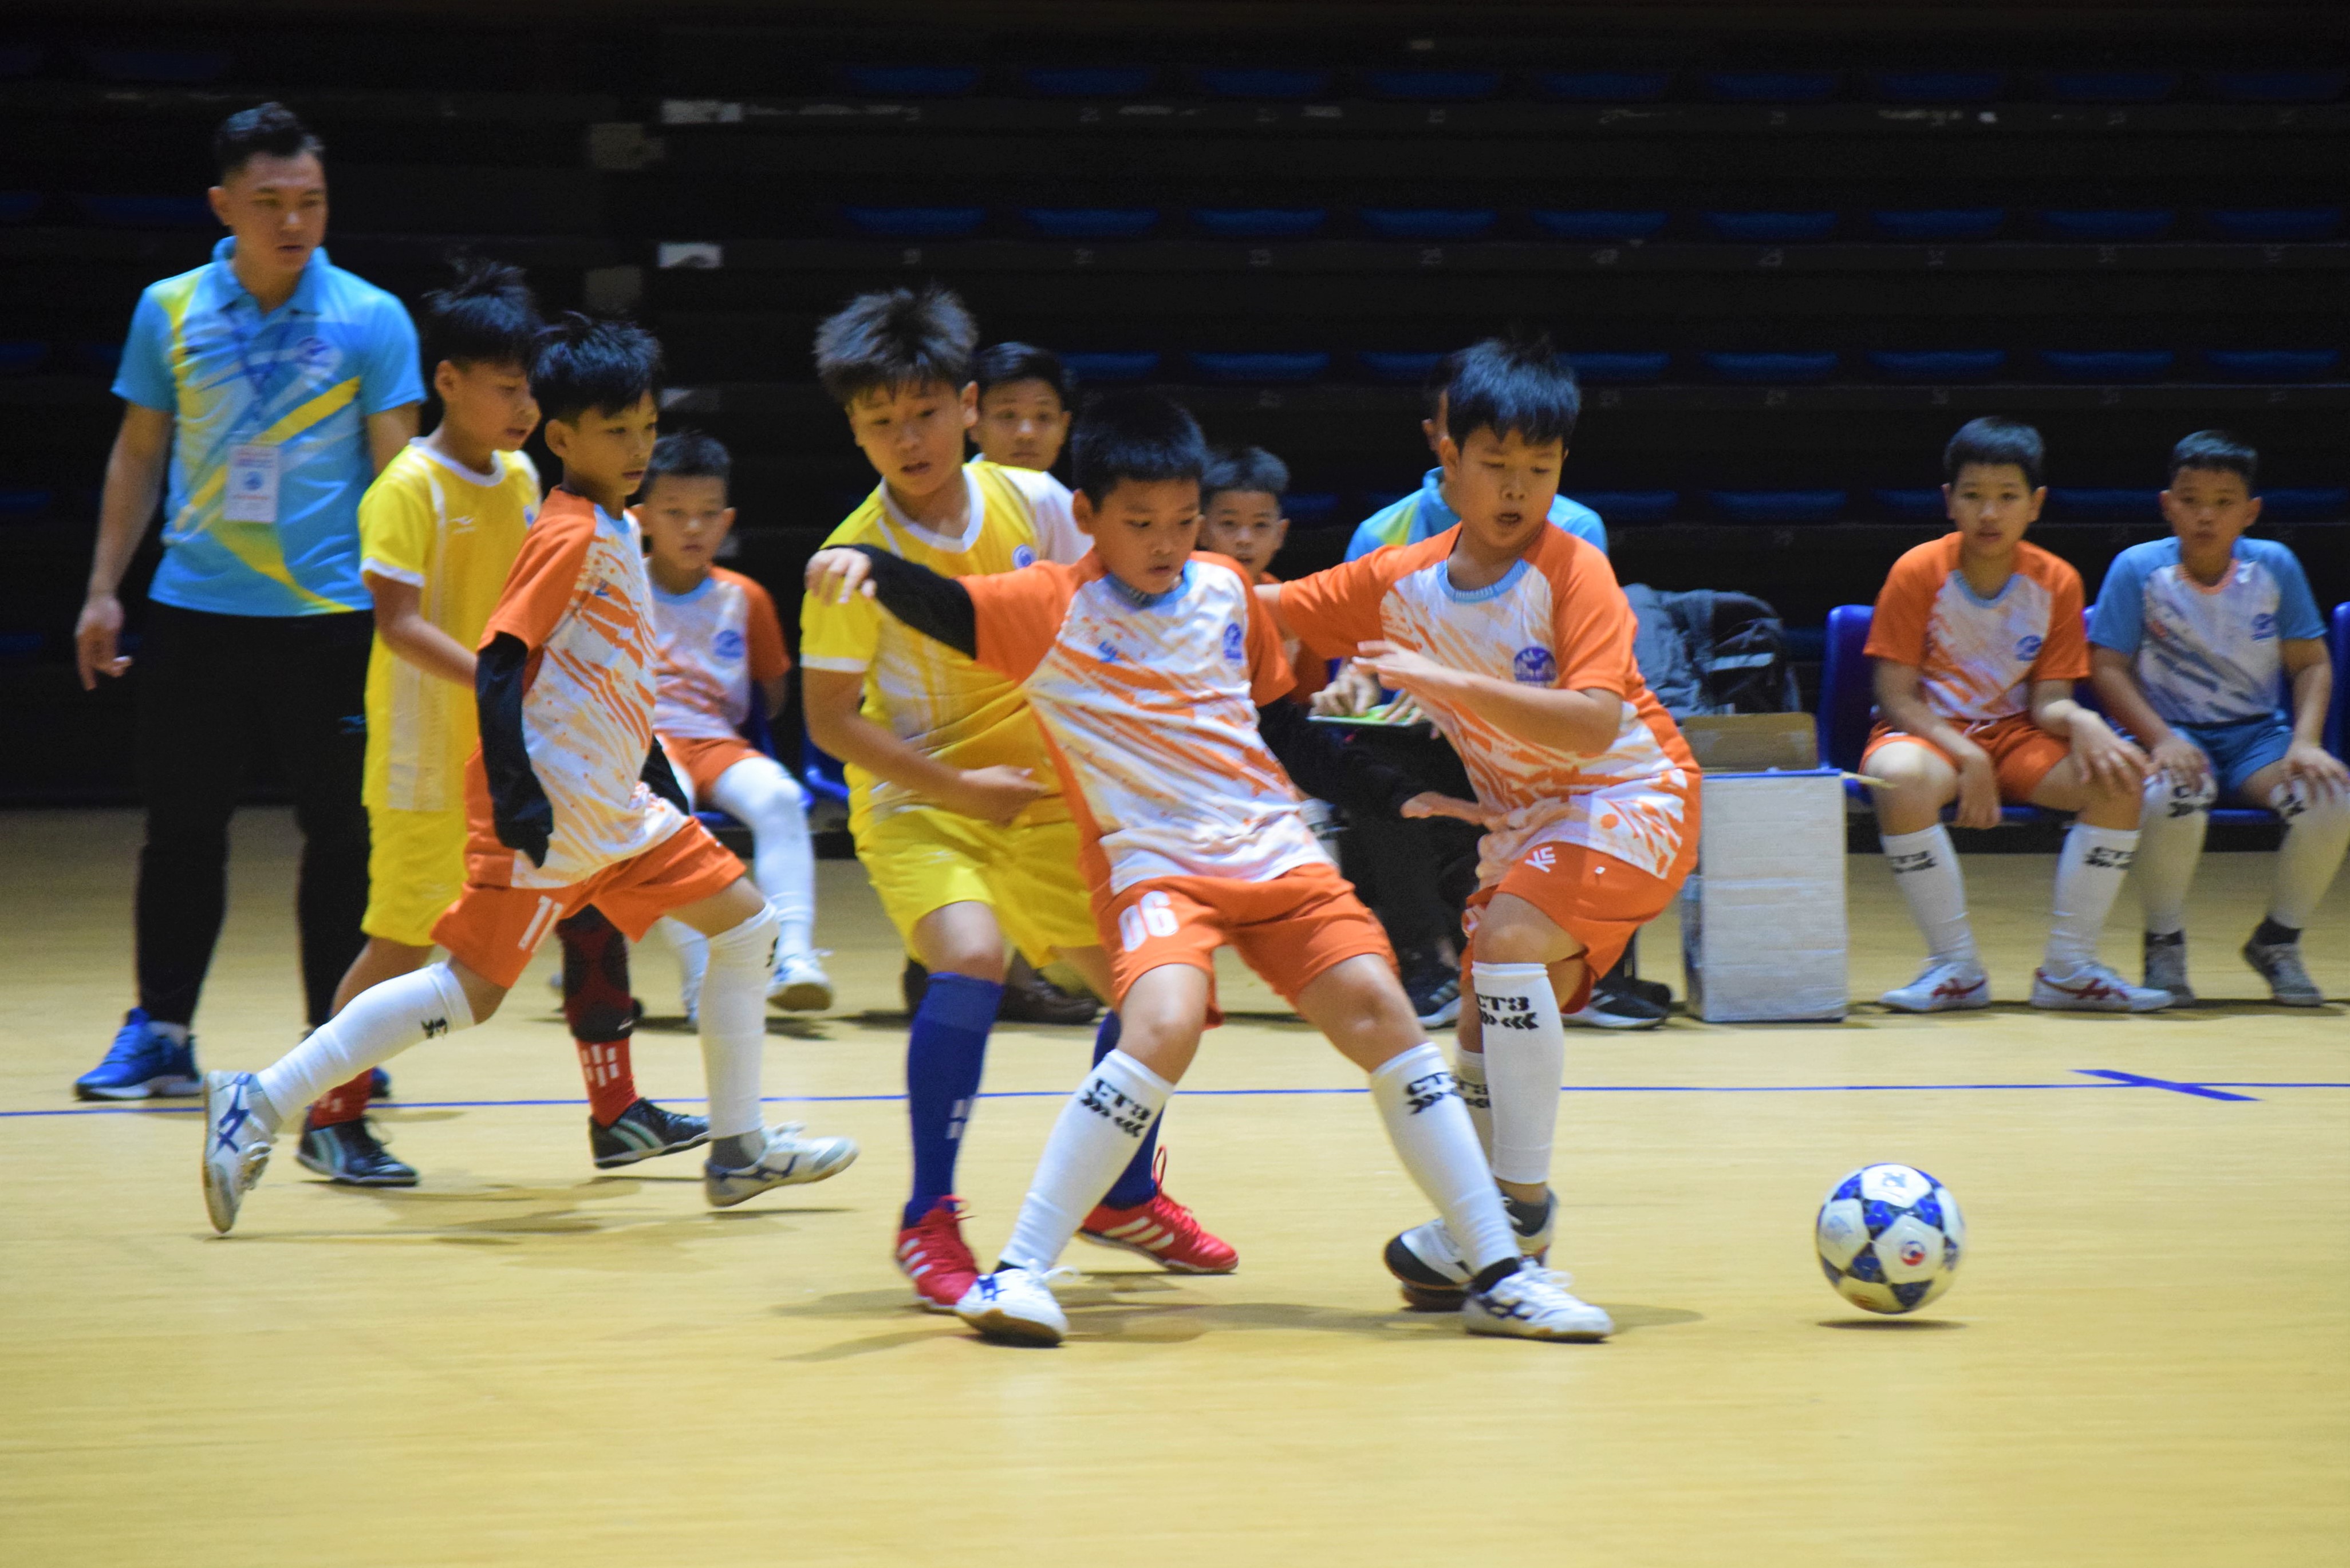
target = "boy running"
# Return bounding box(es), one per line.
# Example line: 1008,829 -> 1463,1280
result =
2090,430 -> 2347,1004
309,258 -> 705,1186
199,315 -> 855,1233
809,389 -> 1608,1345
799,288 -> 1231,1309
1862,417 -> 2166,1012
635,428 -> 831,1019
1264,337 -> 1698,1305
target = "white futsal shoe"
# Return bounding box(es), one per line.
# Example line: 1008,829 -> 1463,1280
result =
1880,958 -> 1992,1013
701,1123 -> 859,1207
955,1265 -> 1079,1346
1383,1188 -> 1557,1308
200,1071 -> 275,1234
2030,962 -> 2172,1013
769,951 -> 835,1013
1463,1265 -> 1614,1341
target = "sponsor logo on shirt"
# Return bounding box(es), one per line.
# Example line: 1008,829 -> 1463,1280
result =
2252,612 -> 2276,640
294,335 -> 339,382
1221,622 -> 1244,661
1095,639 -> 1120,663
1512,646 -> 1557,684
2015,634 -> 2043,659
713,629 -> 745,660
1011,544 -> 1036,568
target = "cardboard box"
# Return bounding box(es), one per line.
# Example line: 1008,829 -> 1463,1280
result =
1677,712 -> 1819,773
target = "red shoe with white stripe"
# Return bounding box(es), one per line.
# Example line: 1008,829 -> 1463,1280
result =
897,1196 -> 982,1312
1078,1175 -> 1237,1274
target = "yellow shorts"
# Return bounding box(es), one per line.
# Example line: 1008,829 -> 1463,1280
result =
855,809 -> 1100,964
362,805 -> 466,947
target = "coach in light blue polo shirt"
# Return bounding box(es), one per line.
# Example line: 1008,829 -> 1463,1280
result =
70,102 -> 423,1103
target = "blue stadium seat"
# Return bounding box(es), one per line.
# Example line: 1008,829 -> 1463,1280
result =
1818,605 -> 1878,773
2040,348 -> 2175,382
2203,348 -> 2340,381
1059,350 -> 1159,382
1870,349 -> 2009,382
1531,209 -> 1669,241
80,46 -> 233,84
1021,207 -> 1160,239
1357,350 -> 1445,382
0,487 -> 53,516
1359,208 -> 1496,240
1871,488 -> 1949,520
841,206 -> 985,238
2257,487 -> 2350,521
76,342 -> 122,377
1191,207 -> 1326,239
2041,69 -> 2181,102
0,633 -> 44,661
1190,351 -> 1329,384
1703,210 -> 1839,242
834,65 -> 981,96
1704,71 -> 1840,102
0,341 -> 46,375
2202,70 -> 2347,103
1870,70 -> 2006,102
75,193 -> 211,228
2040,208 -> 2176,241
1530,70 -> 1673,102
1705,350 -> 1839,384
1021,66 -> 1157,97
2202,206 -> 2342,242
1359,491 -> 1411,516
1282,493 -> 1340,526
1563,351 -> 1671,384
1871,208 -> 2007,240
2048,488 -> 2161,520
1572,490 -> 1678,524
799,736 -> 849,808
1709,489 -> 1846,523
2329,604 -> 2349,759
1192,67 -> 1331,100
0,45 -> 44,78
1360,69 -> 1500,101
0,191 -> 41,223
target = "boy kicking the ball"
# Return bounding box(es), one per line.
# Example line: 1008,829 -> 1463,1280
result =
808,388 -> 1606,1345
200,315 -> 855,1233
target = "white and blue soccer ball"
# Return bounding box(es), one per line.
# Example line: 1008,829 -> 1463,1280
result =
1815,1163 -> 1964,1314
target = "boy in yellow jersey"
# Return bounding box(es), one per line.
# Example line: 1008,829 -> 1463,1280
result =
301,260 -> 707,1184
801,287 -> 1234,1310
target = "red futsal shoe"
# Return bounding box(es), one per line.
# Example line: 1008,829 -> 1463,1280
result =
897,1196 -> 982,1313
1078,1182 -> 1239,1274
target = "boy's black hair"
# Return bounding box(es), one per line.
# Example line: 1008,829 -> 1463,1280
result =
531,313 -> 662,426
644,428 -> 732,489
973,341 -> 1074,403
214,102 -> 324,181
813,284 -> 978,407
1070,390 -> 1208,504
1943,416 -> 2045,488
1444,335 -> 1579,451
1421,350 -> 1462,425
1202,446 -> 1290,506
420,255 -> 541,372
2167,429 -> 2258,491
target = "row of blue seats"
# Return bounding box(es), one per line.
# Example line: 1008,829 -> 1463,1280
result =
839,204 -> 2343,243
1044,347 -> 2343,386
1820,602 -> 2350,826
0,342 -> 120,377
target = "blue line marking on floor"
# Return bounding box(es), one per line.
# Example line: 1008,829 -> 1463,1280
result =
2071,1068 -> 2260,1101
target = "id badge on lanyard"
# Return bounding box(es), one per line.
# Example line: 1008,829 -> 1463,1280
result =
226,310 -> 290,524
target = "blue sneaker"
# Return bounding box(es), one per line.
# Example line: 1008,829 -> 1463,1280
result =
75,1009 -> 201,1101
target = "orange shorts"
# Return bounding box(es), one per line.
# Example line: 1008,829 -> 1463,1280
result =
1465,831 -> 1697,1014
431,820 -> 746,989
1862,713 -> 2068,801
1104,860 -> 1394,1024
662,734 -> 764,801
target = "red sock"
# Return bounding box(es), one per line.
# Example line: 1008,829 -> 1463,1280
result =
306,1070 -> 372,1129
557,905 -> 642,1127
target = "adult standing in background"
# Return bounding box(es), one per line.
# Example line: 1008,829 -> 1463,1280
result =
70,102 -> 424,1097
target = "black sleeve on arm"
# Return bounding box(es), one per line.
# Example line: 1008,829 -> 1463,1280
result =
850,545 -> 977,657
476,633 -> 554,866
1256,699 -> 1428,820
641,744 -> 690,815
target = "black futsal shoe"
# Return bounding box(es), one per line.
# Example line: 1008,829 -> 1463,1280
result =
590,1099 -> 712,1169
296,1119 -> 419,1187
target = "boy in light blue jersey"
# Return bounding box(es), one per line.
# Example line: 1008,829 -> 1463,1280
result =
2089,430 -> 2347,1005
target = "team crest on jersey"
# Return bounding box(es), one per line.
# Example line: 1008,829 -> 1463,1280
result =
1513,646 -> 1557,684
293,336 -> 340,382
1095,639 -> 1120,663
1222,622 -> 1245,661
2252,612 -> 2276,639
1012,544 -> 1036,568
713,629 -> 745,660
2015,634 -> 2043,659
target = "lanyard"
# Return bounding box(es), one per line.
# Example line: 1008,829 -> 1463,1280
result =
228,291 -> 298,437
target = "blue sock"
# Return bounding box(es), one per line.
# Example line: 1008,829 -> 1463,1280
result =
1096,1011 -> 1162,1208
903,973 -> 1000,1230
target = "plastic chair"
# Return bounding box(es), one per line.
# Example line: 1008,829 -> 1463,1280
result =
2040,349 -> 2174,382
1562,351 -> 1671,384
1193,67 -> 1331,100
1531,210 -> 1669,241
1531,70 -> 1673,102
1871,489 -> 1949,520
1871,208 -> 2006,241
1704,350 -> 1839,384
2328,604 -> 2349,760
799,734 -> 850,808
1191,208 -> 1326,239
2048,488 -> 2161,521
2202,207 -> 2342,242
0,341 -> 46,376
0,191 -> 41,223
1022,208 -> 1159,240
1189,351 -> 1328,385
1869,349 -> 2008,382
74,194 -> 211,228
2257,488 -> 2350,522
1282,493 -> 1340,527
80,46 -> 232,84
1059,351 -> 1159,383
1703,210 -> 1838,242
2043,69 -> 2180,102
2040,208 -> 2175,241
2203,349 -> 2340,382
1358,350 -> 1445,383
1359,208 -> 1496,240
2202,70 -> 2347,104
1571,491 -> 1678,524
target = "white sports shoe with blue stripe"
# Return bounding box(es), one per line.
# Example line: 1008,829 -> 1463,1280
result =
956,1265 -> 1078,1346
702,1123 -> 859,1207
200,1071 -> 275,1235
1463,1265 -> 1613,1341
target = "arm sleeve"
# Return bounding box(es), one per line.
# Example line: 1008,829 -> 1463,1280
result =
743,579 -> 791,680
357,294 -> 426,414
850,545 -> 979,659
1255,700 -> 1427,819
965,562 -> 1079,684
475,633 -> 553,861
482,512 -> 592,653
2268,546 -> 2327,642
1863,551 -> 1934,666
1276,554 -> 1393,659
641,743 -> 691,814
111,291 -> 177,413
357,467 -> 429,586
799,547 -> 883,675
2035,567 -> 2091,682
2086,552 -> 2147,653
1549,543 -> 1638,697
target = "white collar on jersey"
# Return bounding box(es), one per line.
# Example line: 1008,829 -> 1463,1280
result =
878,467 -> 985,554
408,437 -> 506,488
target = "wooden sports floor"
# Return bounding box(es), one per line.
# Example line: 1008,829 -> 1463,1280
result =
2,808 -> 2343,1567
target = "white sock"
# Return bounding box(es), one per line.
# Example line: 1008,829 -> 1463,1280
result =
1470,962 -> 1564,1187
1880,825 -> 1978,965
711,759 -> 818,957
697,904 -> 778,1142
1368,1042 -> 1516,1274
1452,1046 -> 1492,1162
2135,771 -> 2213,936
659,917 -> 710,1004
254,965 -> 474,1128
997,1049 -> 1172,1273
2045,823 -> 2139,973
2269,779 -> 2350,930
152,1020 -> 191,1046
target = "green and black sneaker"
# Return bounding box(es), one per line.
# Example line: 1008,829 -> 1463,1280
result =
590,1100 -> 712,1170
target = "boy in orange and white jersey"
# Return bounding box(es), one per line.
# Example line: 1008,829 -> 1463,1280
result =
1862,418 -> 2166,1014
1263,337 -> 1698,1308
808,389 -> 1610,1347
634,429 -> 830,1018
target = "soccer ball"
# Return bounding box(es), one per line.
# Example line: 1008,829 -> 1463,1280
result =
1815,1163 -> 1963,1314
